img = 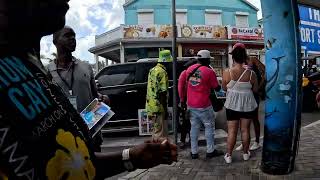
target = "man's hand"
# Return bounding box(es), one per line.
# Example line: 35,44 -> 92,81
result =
98,94 -> 110,105
180,102 -> 187,111
129,138 -> 177,169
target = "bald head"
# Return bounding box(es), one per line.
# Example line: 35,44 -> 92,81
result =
53,26 -> 76,53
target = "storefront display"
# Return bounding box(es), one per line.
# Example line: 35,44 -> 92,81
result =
123,25 -> 173,39
138,108 -> 173,136
181,25 -> 227,39
228,26 -> 264,40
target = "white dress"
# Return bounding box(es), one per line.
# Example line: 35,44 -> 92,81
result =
224,69 -> 258,112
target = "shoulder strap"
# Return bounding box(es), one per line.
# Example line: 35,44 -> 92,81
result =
187,65 -> 202,82
250,70 -> 253,81
231,69 -> 248,90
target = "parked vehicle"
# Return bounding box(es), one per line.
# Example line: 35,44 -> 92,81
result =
95,59 -> 192,133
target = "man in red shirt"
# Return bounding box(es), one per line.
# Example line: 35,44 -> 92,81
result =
178,59 -> 197,149
184,50 -> 223,159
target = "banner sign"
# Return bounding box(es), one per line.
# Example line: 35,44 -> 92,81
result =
298,5 -> 320,53
180,25 -> 227,39
123,25 -> 173,39
228,26 -> 264,40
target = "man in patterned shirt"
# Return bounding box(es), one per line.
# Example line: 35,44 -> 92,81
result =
146,50 -> 172,138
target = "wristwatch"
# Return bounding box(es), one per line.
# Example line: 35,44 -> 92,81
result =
122,149 -> 135,171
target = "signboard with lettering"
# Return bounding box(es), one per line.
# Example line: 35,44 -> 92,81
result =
180,25 -> 227,39
299,5 -> 320,53
123,25 -> 173,39
227,26 -> 264,40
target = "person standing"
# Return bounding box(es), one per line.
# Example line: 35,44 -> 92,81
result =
178,59 -> 197,149
222,43 -> 258,163
48,26 -> 109,152
0,0 -> 177,179
236,57 -> 265,151
146,50 -> 171,138
186,50 -> 224,159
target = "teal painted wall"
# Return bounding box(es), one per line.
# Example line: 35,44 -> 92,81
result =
188,10 -> 204,24
222,11 -> 236,26
125,10 -> 138,25
155,9 -> 171,24
124,0 -> 259,27
249,14 -> 259,27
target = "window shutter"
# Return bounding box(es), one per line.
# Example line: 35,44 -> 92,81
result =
138,12 -> 154,25
176,12 -> 187,25
205,13 -> 222,25
236,15 -> 249,27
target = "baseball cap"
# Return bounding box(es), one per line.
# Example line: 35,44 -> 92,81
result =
197,50 -> 212,59
158,50 -> 173,63
229,43 -> 246,54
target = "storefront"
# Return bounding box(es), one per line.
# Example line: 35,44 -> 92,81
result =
181,43 -> 228,77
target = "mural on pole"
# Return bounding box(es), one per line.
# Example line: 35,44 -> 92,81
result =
261,0 -> 302,175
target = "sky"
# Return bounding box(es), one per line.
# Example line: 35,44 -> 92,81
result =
40,0 -> 262,64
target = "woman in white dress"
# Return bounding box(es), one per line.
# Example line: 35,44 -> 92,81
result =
222,43 -> 259,163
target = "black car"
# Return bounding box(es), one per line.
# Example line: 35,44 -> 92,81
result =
95,59 -> 191,133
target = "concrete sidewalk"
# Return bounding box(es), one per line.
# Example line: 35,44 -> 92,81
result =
111,121 -> 320,180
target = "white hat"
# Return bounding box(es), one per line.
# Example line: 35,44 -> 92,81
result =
197,50 -> 213,59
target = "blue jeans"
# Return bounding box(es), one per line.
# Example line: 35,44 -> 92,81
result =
189,106 -> 215,154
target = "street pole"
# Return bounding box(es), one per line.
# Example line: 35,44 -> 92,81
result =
261,0 -> 301,175
171,0 -> 178,145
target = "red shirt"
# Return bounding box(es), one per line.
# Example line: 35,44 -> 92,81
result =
185,64 -> 219,108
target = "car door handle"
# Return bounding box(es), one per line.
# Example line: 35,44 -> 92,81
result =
126,90 -> 138,93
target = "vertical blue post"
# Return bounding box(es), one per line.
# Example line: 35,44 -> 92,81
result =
261,0 -> 302,175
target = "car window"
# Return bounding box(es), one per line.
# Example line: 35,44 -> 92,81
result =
96,64 -> 136,86
135,62 -> 157,84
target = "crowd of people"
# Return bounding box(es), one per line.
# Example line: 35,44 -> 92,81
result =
145,43 -> 265,164
176,43 -> 265,163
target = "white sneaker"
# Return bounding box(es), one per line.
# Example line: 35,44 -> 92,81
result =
235,144 -> 243,151
250,142 -> 261,151
243,151 -> 251,161
224,153 -> 232,164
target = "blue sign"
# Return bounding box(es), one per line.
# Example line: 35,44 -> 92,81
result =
299,5 -> 320,53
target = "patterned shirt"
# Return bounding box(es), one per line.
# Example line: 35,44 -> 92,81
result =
146,63 -> 169,116
0,54 -> 96,180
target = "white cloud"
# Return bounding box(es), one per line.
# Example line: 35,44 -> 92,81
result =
247,0 -> 262,19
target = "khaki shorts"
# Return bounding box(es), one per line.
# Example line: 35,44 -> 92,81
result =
148,112 -> 168,138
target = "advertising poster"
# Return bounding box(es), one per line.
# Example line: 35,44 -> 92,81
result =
123,25 -> 173,39
80,98 -> 115,137
138,108 -> 173,136
181,25 -> 227,39
228,26 -> 264,40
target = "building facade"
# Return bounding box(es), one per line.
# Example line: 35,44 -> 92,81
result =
89,0 -> 264,76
